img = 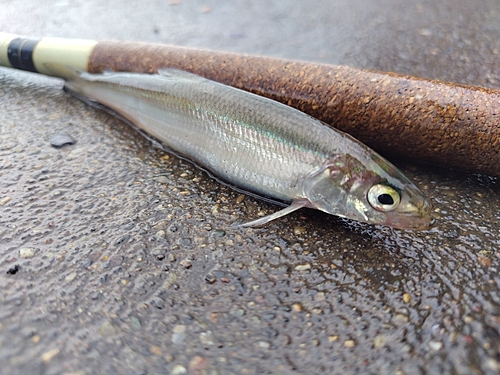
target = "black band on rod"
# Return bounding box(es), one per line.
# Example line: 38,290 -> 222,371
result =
8,37 -> 41,72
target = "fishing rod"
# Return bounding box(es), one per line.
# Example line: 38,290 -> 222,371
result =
1,32 -> 499,176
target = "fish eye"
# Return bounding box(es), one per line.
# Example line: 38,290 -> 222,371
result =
367,184 -> 401,211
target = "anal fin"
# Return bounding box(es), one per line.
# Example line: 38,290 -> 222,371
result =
237,198 -> 310,228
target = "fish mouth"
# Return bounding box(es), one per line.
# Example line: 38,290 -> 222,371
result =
382,198 -> 434,230
377,183 -> 434,230
385,213 -> 435,230
382,204 -> 435,230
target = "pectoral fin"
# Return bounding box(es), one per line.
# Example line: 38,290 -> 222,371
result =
238,198 -> 311,228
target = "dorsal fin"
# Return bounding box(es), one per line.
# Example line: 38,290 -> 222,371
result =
157,68 -> 208,82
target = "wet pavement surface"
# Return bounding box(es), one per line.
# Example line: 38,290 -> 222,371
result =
1,1 -> 500,374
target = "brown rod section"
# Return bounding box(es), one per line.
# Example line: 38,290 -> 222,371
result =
88,41 -> 500,176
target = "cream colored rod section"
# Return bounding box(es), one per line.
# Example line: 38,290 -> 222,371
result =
0,32 -> 96,76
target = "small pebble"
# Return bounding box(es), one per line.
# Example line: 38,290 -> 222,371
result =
19,248 -> 35,258
153,249 -> 165,260
419,28 -> 432,36
258,341 -> 271,349
403,293 -> 411,303
171,365 -> 187,375
231,308 -> 245,317
209,312 -> 219,323
155,176 -> 170,184
292,303 -> 303,312
65,272 -> 77,283
109,255 -> 123,267
130,316 -> 142,330
172,325 -> 186,344
477,255 -> 492,268
189,355 -> 210,373
293,226 -> 306,235
0,196 -> 12,205
200,331 -> 215,345
180,259 -> 192,269
150,345 -> 162,355
344,339 -> 356,348
429,340 -> 443,351
205,274 -> 216,284
152,297 -> 165,309
373,334 -> 387,348
395,314 -> 409,324
41,348 -> 60,363
294,264 -> 311,271
98,321 -> 118,337
401,344 -> 413,353
213,230 -> 226,238
50,131 -> 76,148
328,335 -> 339,342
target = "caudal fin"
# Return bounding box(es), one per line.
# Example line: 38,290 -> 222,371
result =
43,63 -> 82,81
43,62 -> 90,100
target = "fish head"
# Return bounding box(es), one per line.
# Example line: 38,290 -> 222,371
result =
302,153 -> 433,230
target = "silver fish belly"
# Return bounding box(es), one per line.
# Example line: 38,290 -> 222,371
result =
55,67 -> 432,230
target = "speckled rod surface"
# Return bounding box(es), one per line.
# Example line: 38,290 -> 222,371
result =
88,41 -> 500,176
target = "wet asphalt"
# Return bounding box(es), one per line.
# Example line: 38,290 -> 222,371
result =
1,1 -> 500,374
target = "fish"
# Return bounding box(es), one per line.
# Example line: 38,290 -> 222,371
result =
45,64 -> 433,230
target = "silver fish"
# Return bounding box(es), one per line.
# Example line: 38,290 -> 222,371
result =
47,65 -> 432,229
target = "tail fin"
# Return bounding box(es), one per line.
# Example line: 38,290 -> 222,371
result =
43,62 -> 82,81
43,62 -> 90,100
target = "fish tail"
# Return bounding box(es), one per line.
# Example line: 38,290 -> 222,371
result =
43,62 -> 89,100
43,62 -> 82,82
